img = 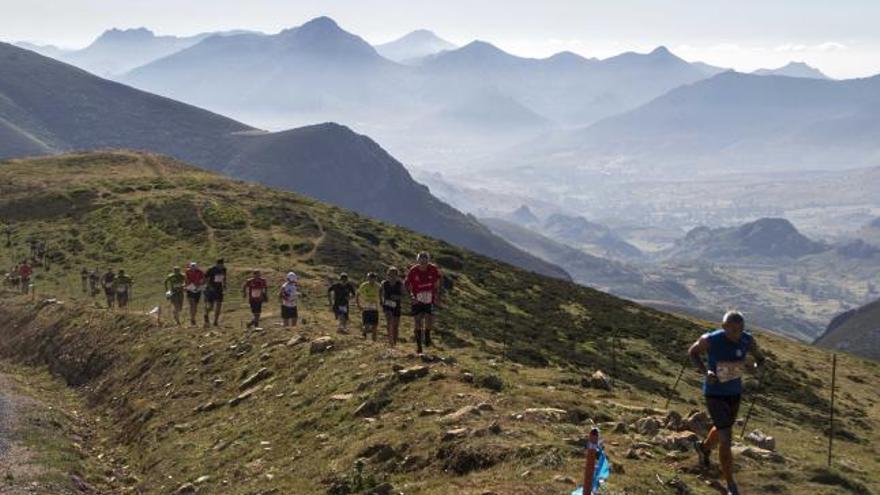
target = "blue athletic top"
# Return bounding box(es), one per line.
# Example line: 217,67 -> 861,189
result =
703,329 -> 753,396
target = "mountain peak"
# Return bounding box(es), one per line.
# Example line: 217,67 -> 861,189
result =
753,61 -> 828,79
94,27 -> 156,44
650,45 -> 671,56
297,16 -> 342,33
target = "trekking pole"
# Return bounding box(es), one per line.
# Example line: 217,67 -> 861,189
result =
664,362 -> 687,410
828,354 -> 837,467
739,364 -> 769,439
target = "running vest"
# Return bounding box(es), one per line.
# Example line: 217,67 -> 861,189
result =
703,329 -> 753,396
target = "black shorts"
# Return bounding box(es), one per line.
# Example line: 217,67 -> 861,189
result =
206,289 -> 224,304
362,310 -> 379,326
706,395 -> 742,430
411,303 -> 433,316
281,305 -> 298,320
116,292 -> 129,305
170,291 -> 184,306
187,291 -> 202,303
384,305 -> 402,318
333,304 -> 350,320
249,300 -> 263,314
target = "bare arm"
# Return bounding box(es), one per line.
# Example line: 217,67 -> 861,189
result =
688,336 -> 710,375
750,339 -> 767,366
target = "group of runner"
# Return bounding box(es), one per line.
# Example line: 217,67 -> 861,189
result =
326,251 -> 442,353
158,252 -> 442,353
78,267 -> 135,309
4,261 -> 33,294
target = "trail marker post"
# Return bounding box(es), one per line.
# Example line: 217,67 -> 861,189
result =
828,354 -> 837,467
664,363 -> 686,410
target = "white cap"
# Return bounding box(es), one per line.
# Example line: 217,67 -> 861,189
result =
189,261 -> 197,268
287,272 -> 298,282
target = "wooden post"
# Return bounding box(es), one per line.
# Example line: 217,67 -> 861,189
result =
828,354 -> 837,468
611,330 -> 617,383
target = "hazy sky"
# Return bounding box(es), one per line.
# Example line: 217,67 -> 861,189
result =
3,0 -> 878,78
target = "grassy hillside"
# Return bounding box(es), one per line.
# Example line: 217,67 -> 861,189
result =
816,298 -> 880,361
1,152 -> 878,495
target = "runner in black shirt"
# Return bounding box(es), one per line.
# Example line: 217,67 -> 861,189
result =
328,273 -> 356,334
204,258 -> 227,327
381,266 -> 404,347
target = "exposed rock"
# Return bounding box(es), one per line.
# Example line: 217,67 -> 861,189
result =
665,410 -> 683,430
476,402 -> 494,412
461,372 -> 475,383
583,370 -> 612,390
613,421 -> 628,434
239,367 -> 272,390
553,475 -> 576,485
734,445 -> 784,463
745,430 -> 777,451
476,373 -> 504,391
419,408 -> 449,417
330,393 -> 354,401
354,394 -> 392,418
660,431 -> 699,451
309,336 -> 335,354
513,408 -> 568,422
440,405 -> 481,424
174,483 -> 196,494
634,416 -> 661,436
396,365 -> 430,382
194,400 -> 222,413
443,427 -> 469,441
193,475 -> 210,485
684,411 -> 710,436
286,334 -> 307,346
229,386 -> 260,407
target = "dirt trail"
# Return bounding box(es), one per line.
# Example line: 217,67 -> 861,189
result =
0,372 -> 43,491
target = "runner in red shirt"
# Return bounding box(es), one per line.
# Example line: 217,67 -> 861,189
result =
18,262 -> 32,294
242,270 -> 268,329
405,251 -> 442,354
185,262 -> 206,326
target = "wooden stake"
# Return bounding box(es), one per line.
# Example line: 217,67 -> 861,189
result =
828,354 -> 837,468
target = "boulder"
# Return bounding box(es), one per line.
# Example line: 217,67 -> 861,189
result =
442,428 -> 469,441
440,405 -> 481,424
634,416 -> 661,436
665,410 -> 683,430
239,367 -> 272,391
174,483 -> 196,494
583,370 -> 612,390
683,411 -> 710,436
660,431 -> 699,451
513,408 -> 568,422
310,336 -> 334,354
733,445 -> 784,463
396,365 -> 430,382
286,334 -> 307,346
613,422 -> 627,434
745,430 -> 777,451
228,387 -> 259,407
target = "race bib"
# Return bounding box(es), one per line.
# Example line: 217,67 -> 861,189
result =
338,305 -> 348,314
214,275 -> 224,283
186,283 -> 197,292
116,287 -> 128,294
385,300 -> 398,308
364,303 -> 377,311
250,288 -> 264,299
416,291 -> 433,304
716,361 -> 744,383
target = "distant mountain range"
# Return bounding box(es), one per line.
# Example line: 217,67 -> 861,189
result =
753,61 -> 829,79
816,298 -> 880,361
374,29 -> 456,63
16,28 -> 251,77
481,217 -> 695,304
0,41 -> 567,279
507,70 -> 880,177
664,218 -> 827,260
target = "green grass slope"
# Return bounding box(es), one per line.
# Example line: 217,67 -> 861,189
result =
0,151 -> 878,495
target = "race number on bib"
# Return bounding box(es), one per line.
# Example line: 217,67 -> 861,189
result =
214,275 -> 225,283
385,300 -> 398,308
716,361 -> 745,383
186,283 -> 197,292
416,291 -> 433,304
339,305 -> 348,314
116,287 -> 128,294
364,303 -> 378,311
250,288 -> 264,299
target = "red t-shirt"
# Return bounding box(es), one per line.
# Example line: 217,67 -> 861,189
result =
405,264 -> 441,304
185,268 -> 205,289
244,278 -> 268,301
19,265 -> 32,279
